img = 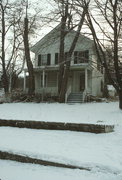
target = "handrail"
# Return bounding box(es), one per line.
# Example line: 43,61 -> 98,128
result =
82,90 -> 86,102
65,85 -> 71,103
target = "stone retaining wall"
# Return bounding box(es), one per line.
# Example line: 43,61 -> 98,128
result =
0,150 -> 90,171
0,119 -> 114,133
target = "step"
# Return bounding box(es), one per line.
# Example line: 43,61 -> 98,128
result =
67,92 -> 83,103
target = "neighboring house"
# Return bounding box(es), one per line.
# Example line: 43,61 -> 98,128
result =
24,25 -> 104,102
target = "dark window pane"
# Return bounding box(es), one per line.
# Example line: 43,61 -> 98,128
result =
85,50 -> 89,62
74,50 -> 89,64
74,51 -> 78,64
47,54 -> 51,65
41,54 -> 47,65
55,53 -> 58,64
38,54 -> 41,66
65,52 -> 68,64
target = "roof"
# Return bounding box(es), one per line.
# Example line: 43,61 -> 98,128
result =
31,24 -> 93,54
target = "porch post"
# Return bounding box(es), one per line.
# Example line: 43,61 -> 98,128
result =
85,69 -> 88,92
24,70 -> 26,92
42,69 -> 45,101
42,69 -> 45,88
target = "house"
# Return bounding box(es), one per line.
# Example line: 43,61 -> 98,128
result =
24,25 -> 104,102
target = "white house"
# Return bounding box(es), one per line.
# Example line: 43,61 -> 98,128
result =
24,25 -> 104,102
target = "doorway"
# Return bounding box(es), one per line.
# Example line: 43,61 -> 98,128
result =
79,73 -> 85,91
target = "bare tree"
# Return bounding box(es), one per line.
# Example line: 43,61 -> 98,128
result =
55,0 -> 90,102
23,0 -> 35,95
85,0 -> 122,109
0,0 -> 24,94
0,0 -> 9,93
20,0 -> 43,95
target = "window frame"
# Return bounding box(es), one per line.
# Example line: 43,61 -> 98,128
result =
74,50 -> 89,64
38,54 -> 51,66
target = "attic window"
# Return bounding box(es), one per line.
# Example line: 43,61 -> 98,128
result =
74,50 -> 89,64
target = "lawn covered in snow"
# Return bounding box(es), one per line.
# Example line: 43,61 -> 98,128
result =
0,160 -> 122,180
0,101 -> 122,180
0,126 -> 122,172
0,102 -> 121,124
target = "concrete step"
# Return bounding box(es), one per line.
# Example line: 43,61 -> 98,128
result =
67,92 -> 83,103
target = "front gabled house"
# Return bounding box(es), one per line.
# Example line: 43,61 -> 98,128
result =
24,25 -> 104,103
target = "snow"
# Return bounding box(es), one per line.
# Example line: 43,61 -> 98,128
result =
0,102 -> 121,125
107,85 -> 115,91
0,160 -> 122,180
0,102 -> 122,179
0,126 -> 122,175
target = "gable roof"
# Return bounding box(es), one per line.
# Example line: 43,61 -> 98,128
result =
31,24 -> 93,54
31,24 -> 61,53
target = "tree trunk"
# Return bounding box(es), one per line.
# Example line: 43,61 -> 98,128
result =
1,6 -> 9,93
58,3 -> 69,94
59,57 -> 70,102
59,8 -> 87,103
119,89 -> 122,110
58,19 -> 66,94
24,17 -> 35,95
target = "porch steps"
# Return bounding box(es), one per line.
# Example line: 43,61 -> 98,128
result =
67,92 -> 83,103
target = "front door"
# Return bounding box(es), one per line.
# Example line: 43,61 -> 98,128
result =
79,73 -> 85,91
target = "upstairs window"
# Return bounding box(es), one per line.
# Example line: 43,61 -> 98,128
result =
38,54 -> 51,66
65,52 -> 68,65
47,54 -> 51,65
55,53 -> 59,65
41,54 -> 47,65
74,50 -> 89,64
38,54 -> 41,66
55,52 -> 69,65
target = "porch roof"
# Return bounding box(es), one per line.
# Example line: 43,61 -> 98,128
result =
31,64 -> 93,73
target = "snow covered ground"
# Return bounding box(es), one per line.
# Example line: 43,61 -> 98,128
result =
0,160 -> 122,180
0,102 -> 122,180
0,102 -> 121,124
0,126 -> 122,171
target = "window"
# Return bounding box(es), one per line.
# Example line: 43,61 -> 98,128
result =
38,54 -> 51,66
38,55 -> 41,66
74,50 -> 89,64
41,54 -> 48,65
55,52 -> 68,65
65,52 -> 68,65
74,51 -> 78,64
47,54 -> 51,65
55,53 -> 59,64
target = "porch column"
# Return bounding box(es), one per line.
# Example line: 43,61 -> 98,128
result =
24,70 -> 26,92
42,69 -> 45,101
85,69 -> 88,92
42,69 -> 45,88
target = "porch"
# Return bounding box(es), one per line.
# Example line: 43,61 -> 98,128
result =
23,68 -> 92,102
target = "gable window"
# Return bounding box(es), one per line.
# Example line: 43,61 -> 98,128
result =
38,54 -> 51,66
74,50 -> 89,64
